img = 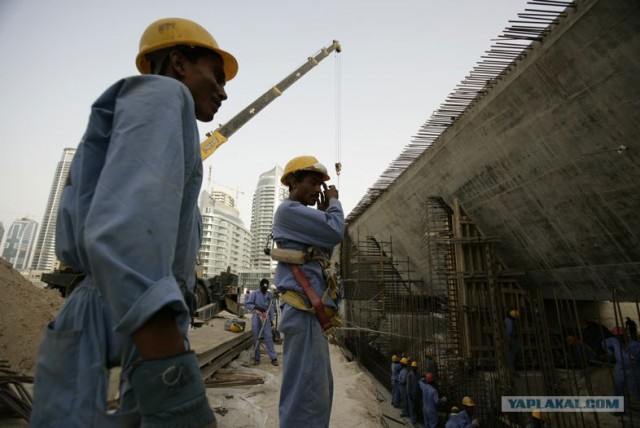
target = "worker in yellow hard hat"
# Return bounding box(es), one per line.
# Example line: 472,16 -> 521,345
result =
505,308 -> 522,377
524,409 -> 546,428
405,360 -> 420,425
30,17 -> 238,427
456,396 -> 480,427
274,154 -> 345,427
397,357 -> 410,418
445,406 -> 460,428
391,354 -> 402,408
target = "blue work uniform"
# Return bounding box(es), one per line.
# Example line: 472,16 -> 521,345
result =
30,75 -> 203,427
455,409 -> 474,428
445,412 -> 460,428
273,197 -> 345,428
505,315 -> 521,373
391,360 -> 402,407
418,379 -> 439,428
406,369 -> 419,424
398,366 -> 409,416
602,336 -> 640,398
244,289 -> 278,363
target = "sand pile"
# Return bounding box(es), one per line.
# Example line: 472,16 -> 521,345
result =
0,259 -> 63,375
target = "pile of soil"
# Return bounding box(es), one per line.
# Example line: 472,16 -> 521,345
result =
0,259 -> 63,375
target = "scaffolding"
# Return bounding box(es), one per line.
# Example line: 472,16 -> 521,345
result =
339,197 -> 640,427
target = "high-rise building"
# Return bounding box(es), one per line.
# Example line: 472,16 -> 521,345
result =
31,148 -> 76,271
0,222 -> 4,249
249,166 -> 288,271
1,218 -> 38,270
198,188 -> 252,278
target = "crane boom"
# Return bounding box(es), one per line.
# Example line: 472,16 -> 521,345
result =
200,40 -> 342,161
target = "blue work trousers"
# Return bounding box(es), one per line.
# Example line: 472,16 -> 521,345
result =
252,312 -> 277,362
399,383 -> 408,415
278,304 -> 333,428
391,381 -> 400,407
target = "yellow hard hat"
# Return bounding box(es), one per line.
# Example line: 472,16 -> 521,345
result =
532,409 -> 544,420
450,406 -> 460,414
281,156 -> 330,185
400,357 -> 408,365
462,396 -> 475,406
136,17 -> 238,80
229,322 -> 242,333
411,361 -> 418,368
509,309 -> 519,318
392,355 -> 398,362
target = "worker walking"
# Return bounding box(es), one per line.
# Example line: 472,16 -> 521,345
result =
406,360 -> 420,426
505,309 -> 522,375
244,278 -> 278,366
418,372 -> 445,428
272,155 -> 345,428
391,354 -> 402,407
30,17 -> 238,427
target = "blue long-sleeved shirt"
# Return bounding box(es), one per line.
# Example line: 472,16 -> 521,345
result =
245,289 -> 276,321
55,75 -> 202,336
273,198 -> 345,309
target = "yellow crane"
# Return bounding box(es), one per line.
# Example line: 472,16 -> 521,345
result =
200,40 -> 342,161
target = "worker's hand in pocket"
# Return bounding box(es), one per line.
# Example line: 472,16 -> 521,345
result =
130,351 -> 214,426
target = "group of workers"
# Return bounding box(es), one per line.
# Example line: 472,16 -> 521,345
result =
29,16 -> 345,428
390,353 -> 480,427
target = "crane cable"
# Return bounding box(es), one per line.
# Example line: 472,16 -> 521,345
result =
334,51 -> 342,187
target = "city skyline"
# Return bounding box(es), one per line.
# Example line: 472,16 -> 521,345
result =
0,0 -> 530,237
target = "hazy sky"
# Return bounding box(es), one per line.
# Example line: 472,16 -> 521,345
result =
0,0 -> 529,236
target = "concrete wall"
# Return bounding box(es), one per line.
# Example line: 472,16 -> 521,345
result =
347,0 -> 640,301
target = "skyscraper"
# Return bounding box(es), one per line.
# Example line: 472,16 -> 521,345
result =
198,188 -> 252,278
1,218 -> 38,270
249,166 -> 288,271
31,148 -> 76,271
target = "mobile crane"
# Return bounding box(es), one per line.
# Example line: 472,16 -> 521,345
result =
200,40 -> 341,160
41,40 -> 342,299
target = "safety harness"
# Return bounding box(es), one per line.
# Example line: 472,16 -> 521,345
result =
267,240 -> 342,336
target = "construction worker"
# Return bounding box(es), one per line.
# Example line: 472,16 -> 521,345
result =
524,409 -> 546,428
445,406 -> 460,428
30,17 -> 237,427
397,357 -> 410,417
245,278 -> 278,366
391,354 -> 402,407
418,372 -> 446,428
602,326 -> 640,399
425,350 -> 439,377
406,360 -> 420,426
456,396 -> 480,428
505,309 -> 521,375
626,316 -> 638,340
273,155 -> 345,428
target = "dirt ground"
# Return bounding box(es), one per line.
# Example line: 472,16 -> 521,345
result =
0,258 -> 63,375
